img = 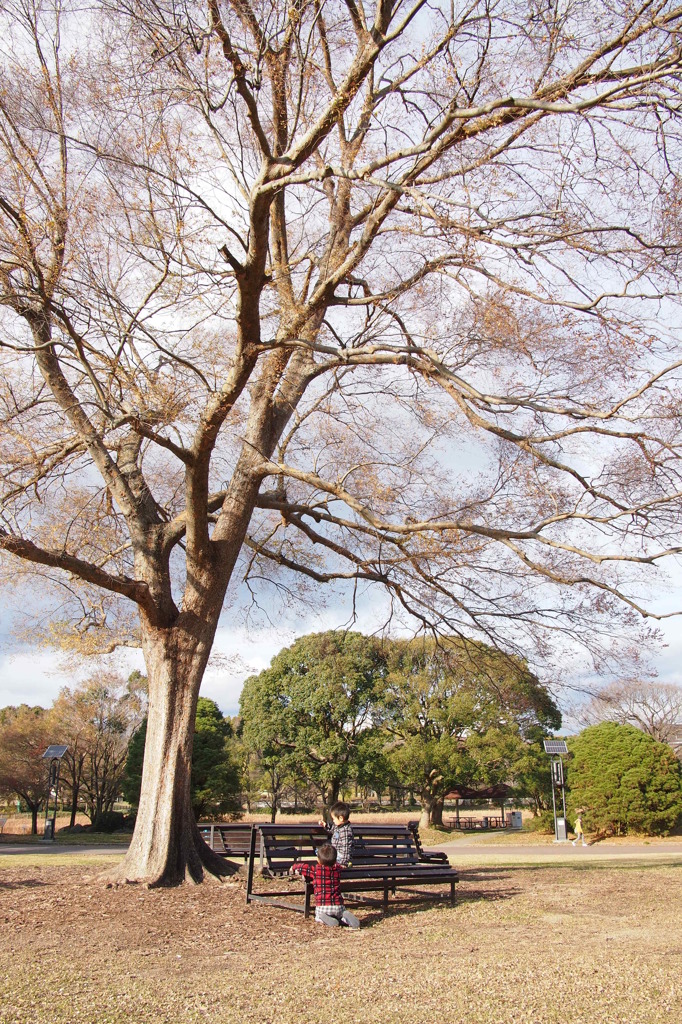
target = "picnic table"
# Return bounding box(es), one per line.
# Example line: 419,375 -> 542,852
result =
446,815 -> 507,830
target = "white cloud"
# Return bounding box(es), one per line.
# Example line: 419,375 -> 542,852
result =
0,649 -> 72,710
1,584 -> 679,718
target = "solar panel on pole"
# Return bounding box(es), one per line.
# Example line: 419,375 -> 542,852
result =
543,739 -> 569,841
41,745 -> 68,841
543,739 -> 568,755
43,745 -> 68,760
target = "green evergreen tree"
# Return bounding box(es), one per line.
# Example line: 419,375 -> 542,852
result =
381,637 -> 561,827
568,722 -> 682,837
123,698 -> 242,819
239,631 -> 387,813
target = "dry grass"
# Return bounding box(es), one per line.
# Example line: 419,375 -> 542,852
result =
0,812 -> 93,836
1,849 -> 681,1024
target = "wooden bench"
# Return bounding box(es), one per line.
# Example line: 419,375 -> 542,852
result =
406,820 -> 449,863
246,822 -> 458,917
198,822 -> 255,861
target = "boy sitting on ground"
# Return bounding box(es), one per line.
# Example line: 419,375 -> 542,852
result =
290,843 -> 360,928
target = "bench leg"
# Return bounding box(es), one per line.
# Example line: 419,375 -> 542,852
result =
304,881 -> 312,920
450,880 -> 456,905
245,825 -> 258,904
383,883 -> 389,914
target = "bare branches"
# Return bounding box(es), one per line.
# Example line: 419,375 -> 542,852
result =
0,528 -> 150,607
0,0 -> 681,669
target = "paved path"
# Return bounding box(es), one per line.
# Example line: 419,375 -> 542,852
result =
431,835 -> 682,861
2,836 -> 681,862
0,843 -> 126,856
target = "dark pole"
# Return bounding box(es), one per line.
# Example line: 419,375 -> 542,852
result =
543,739 -> 569,843
43,758 -> 59,840
41,745 -> 68,841
50,758 -> 62,839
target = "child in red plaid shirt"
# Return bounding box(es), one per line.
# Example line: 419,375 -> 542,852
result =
290,843 -> 360,928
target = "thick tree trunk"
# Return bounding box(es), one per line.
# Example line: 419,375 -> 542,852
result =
108,385 -> 295,885
430,794 -> 446,827
419,791 -> 436,830
108,616 -> 236,886
321,780 -> 341,819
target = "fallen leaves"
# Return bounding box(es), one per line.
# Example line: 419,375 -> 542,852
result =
0,858 -> 680,1023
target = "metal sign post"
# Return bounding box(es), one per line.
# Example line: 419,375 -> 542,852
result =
543,739 -> 569,842
41,745 -> 68,841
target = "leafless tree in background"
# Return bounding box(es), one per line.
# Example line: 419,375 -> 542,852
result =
2,0 -> 682,883
577,679 -> 682,754
51,671 -> 147,824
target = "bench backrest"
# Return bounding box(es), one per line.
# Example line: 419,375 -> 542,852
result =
349,825 -> 421,868
198,822 -> 254,855
257,823 -> 328,874
256,822 -> 423,873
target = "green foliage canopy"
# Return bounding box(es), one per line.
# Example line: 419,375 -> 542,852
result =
381,638 -> 561,818
239,631 -> 387,809
568,722 -> 682,836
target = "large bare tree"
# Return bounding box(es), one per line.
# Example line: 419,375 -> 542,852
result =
577,679 -> 682,752
2,0 -> 682,884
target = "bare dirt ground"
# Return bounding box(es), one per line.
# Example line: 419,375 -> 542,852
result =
1,849 -> 681,1024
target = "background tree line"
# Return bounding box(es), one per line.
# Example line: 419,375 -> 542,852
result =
2,631 -> 682,837
239,631 -> 563,828
0,670 -> 146,833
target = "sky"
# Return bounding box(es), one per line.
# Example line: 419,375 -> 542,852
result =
0,589 -> 385,717
1,582 -> 680,720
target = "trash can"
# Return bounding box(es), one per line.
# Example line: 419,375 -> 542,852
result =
43,820 -> 54,841
482,816 -> 489,829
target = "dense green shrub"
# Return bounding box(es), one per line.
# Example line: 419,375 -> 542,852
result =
567,722 -> 682,836
523,809 -> 555,833
92,811 -> 127,832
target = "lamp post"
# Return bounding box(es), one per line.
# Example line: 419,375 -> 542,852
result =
41,745 -> 68,841
543,739 -> 569,842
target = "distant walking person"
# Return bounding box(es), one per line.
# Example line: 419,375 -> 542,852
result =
572,814 -> 587,846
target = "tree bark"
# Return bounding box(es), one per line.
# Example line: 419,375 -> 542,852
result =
431,797 -> 444,827
69,784 -> 80,828
109,614 -> 236,885
320,780 -> 341,819
419,791 -> 437,830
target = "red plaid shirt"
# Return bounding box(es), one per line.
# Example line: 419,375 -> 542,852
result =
291,861 -> 343,906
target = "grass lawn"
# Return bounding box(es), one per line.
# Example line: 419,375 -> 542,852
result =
1,848 -> 681,1024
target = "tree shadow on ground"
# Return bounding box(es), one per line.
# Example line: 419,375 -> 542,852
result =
0,878 -> 47,891
349,879 -> 521,929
